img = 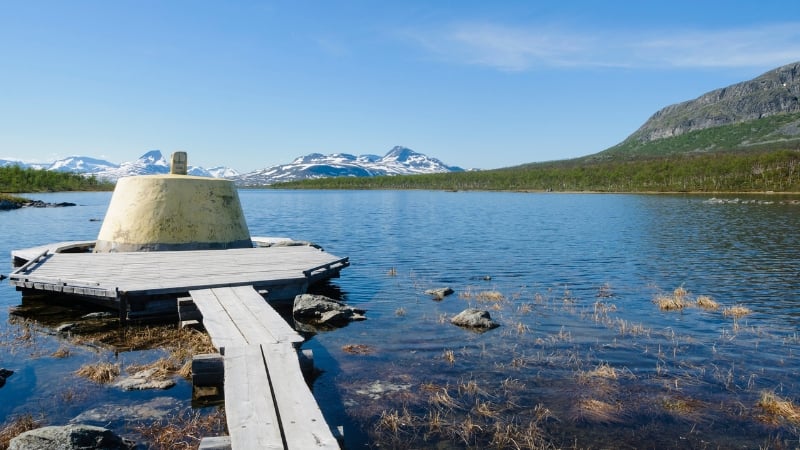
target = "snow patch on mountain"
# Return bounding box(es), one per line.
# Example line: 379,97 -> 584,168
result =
232,146 -> 462,186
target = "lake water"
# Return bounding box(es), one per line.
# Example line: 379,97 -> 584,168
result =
1,190 -> 800,448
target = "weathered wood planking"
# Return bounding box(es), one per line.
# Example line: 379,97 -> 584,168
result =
261,342 -> 340,450
224,344 -> 284,450
11,240 -> 95,265
191,286 -> 338,449
9,246 -> 348,299
188,289 -> 249,352
189,286 -> 303,351
227,286 -> 304,346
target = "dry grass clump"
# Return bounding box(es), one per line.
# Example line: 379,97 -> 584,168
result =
75,361 -> 120,383
653,293 -> 690,311
696,295 -> 720,310
443,349 -> 456,365
583,362 -> 618,380
488,418 -> 555,450
661,395 -> 707,421
757,391 -> 800,425
51,346 -> 71,358
461,288 -> 505,302
597,283 -> 614,298
342,343 -> 374,355
571,398 -> 623,424
73,324 -> 214,356
0,414 -> 42,449
133,408 -> 227,449
428,386 -> 459,409
476,291 -> 505,302
127,358 -> 180,380
723,305 -> 752,318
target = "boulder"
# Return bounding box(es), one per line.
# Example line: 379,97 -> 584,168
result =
293,294 -> 366,325
424,287 -> 454,300
450,308 -> 500,330
8,424 -> 134,450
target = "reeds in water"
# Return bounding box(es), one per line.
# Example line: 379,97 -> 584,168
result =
757,391 -> 800,425
0,414 -> 42,449
75,362 -> 120,384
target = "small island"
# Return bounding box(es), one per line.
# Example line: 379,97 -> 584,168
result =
0,193 -> 76,211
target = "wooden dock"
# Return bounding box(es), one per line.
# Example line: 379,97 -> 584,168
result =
190,286 -> 339,450
7,241 -> 349,449
8,242 -> 348,319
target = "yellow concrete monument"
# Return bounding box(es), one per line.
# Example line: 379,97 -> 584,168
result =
94,152 -> 251,252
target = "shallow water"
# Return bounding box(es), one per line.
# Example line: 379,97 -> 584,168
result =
2,190 -> 800,448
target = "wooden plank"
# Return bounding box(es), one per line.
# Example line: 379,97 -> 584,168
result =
229,286 -> 304,345
189,289 -> 248,352
10,249 -> 50,275
224,345 -> 284,450
262,343 -> 339,450
207,287 -> 279,344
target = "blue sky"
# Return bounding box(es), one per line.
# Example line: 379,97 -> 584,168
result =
2,1 -> 800,172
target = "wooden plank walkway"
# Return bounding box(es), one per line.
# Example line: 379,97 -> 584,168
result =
190,286 -> 339,450
8,246 -> 348,300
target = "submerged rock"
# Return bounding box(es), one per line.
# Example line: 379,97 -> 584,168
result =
293,294 -> 366,326
355,380 -> 412,400
113,368 -> 175,391
8,424 -> 135,450
450,308 -> 500,330
81,312 -> 115,320
424,287 -> 454,300
0,368 -> 13,388
71,397 -> 180,426
56,323 -> 78,334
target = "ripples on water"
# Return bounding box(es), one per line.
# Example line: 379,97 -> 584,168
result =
2,190 -> 799,448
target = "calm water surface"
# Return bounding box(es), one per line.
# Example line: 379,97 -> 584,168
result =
1,190 -> 799,448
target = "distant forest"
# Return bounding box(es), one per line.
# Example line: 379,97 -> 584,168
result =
272,149 -> 800,193
0,165 -> 114,193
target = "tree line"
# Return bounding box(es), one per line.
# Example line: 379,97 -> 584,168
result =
0,165 -> 115,193
270,149 -> 800,193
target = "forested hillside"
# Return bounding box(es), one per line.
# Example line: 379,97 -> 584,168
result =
0,165 -> 114,193
272,148 -> 800,193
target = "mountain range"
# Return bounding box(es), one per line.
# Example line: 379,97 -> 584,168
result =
0,150 -> 239,180
231,146 -> 462,186
0,146 -> 462,185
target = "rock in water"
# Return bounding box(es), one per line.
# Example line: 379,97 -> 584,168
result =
424,287 -> 454,300
450,308 -> 500,330
0,368 -> 13,388
293,294 -> 366,325
9,424 -> 135,450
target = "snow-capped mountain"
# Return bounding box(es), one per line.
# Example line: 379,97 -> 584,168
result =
188,165 -> 242,178
0,150 -> 239,181
93,150 -> 171,179
47,156 -> 119,173
0,158 -> 50,170
232,146 -> 462,186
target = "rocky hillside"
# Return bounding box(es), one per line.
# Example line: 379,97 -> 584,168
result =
628,61 -> 800,143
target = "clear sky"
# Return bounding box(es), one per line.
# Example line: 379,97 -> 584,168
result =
2,1 -> 800,172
